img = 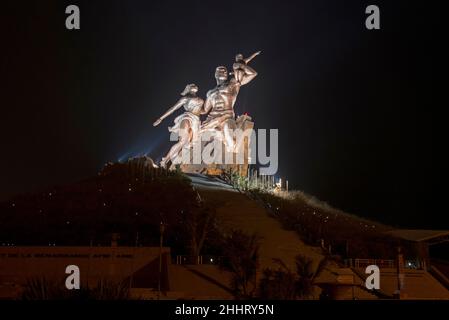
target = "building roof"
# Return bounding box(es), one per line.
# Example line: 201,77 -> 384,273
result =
386,229 -> 449,242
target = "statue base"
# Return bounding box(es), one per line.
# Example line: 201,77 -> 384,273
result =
176,114 -> 254,177
180,163 -> 249,177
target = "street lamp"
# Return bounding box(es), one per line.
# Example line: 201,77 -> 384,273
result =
158,221 -> 165,299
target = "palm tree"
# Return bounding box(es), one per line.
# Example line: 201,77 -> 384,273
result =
258,255 -> 328,299
295,254 -> 328,299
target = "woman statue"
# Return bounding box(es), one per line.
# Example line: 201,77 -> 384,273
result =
153,84 -> 205,168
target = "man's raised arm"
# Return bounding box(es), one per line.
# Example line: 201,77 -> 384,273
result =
233,62 -> 258,86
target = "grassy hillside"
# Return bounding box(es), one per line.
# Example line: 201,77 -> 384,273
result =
250,189 -> 416,259
0,159 -> 413,261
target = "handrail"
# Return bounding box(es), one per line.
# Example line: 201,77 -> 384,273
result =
429,265 -> 449,291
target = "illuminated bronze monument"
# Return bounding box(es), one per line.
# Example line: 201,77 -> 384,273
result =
154,52 -> 260,175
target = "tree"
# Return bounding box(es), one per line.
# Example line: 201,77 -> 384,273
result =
295,254 -> 328,299
258,259 -> 297,299
219,230 -> 260,298
184,203 -> 216,259
258,255 -> 328,299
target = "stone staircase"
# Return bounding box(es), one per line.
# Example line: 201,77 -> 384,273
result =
189,174 -> 324,273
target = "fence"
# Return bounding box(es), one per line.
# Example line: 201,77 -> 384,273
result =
174,255 -> 224,265
345,258 -> 395,269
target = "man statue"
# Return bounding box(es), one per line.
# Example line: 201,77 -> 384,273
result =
201,51 -> 260,152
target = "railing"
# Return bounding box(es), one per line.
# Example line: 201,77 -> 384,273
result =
345,258 -> 395,269
174,255 -> 224,265
345,258 -> 424,270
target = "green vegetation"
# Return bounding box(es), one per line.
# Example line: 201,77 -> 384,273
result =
21,278 -> 130,300
249,189 -> 416,259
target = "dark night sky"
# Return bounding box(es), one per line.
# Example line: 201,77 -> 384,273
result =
1,1 -> 445,228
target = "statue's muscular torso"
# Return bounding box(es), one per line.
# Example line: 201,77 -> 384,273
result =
206,78 -> 241,119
